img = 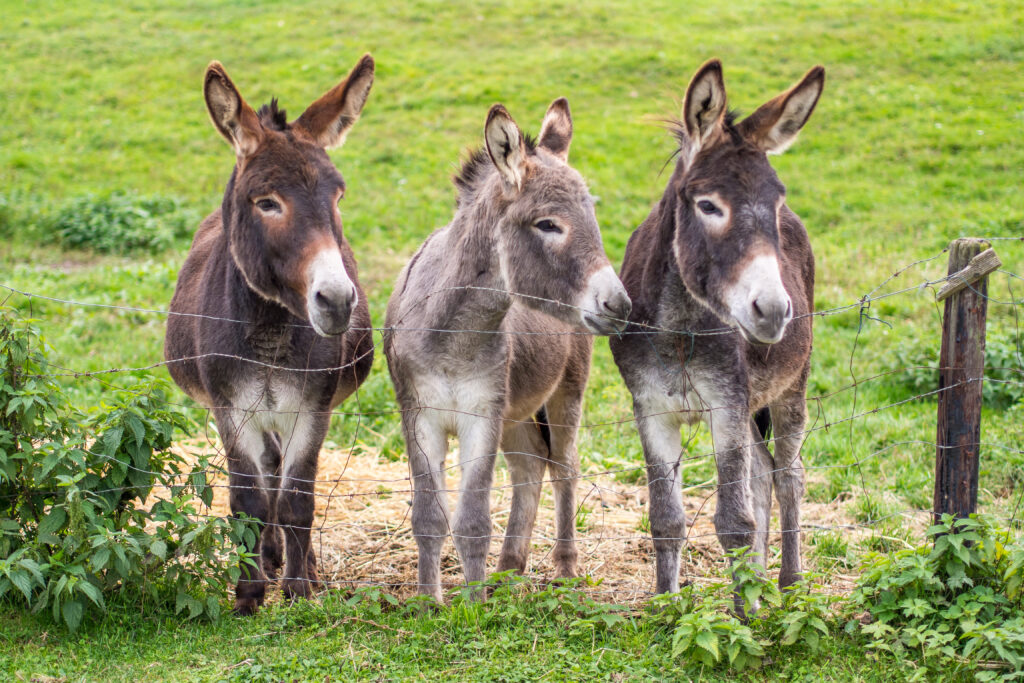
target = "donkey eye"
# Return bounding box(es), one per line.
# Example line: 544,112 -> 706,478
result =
255,198 -> 281,213
534,219 -> 562,234
696,200 -> 722,216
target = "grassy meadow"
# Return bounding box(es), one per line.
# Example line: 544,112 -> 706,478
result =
1,0 -> 1022,679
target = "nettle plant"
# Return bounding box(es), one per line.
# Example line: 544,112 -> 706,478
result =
646,549 -> 837,672
0,308 -> 256,630
850,514 -> 1024,680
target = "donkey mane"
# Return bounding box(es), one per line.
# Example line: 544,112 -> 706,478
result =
452,133 -> 538,203
256,99 -> 289,131
667,109 -> 744,148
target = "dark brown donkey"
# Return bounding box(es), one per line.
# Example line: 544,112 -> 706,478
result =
165,56 -> 376,614
610,60 -> 823,608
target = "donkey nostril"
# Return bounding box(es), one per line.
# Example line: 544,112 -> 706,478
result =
752,299 -> 763,319
315,291 -> 331,308
785,299 -> 792,317
603,297 -> 631,320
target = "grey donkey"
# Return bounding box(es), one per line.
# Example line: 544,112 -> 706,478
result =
610,59 -> 823,610
384,99 -> 631,601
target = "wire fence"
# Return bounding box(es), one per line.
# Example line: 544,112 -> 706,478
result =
1,238 -> 1022,602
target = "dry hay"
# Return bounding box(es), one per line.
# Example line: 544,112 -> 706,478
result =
166,437 -> 932,606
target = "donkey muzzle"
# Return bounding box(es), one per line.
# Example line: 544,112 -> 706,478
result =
580,265 -> 632,335
727,253 -> 793,345
307,249 -> 357,336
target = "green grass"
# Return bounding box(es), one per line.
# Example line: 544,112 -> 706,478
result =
0,0 -> 1022,678
0,580 -> 968,682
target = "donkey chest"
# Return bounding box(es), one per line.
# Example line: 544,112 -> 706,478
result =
636,357 -> 731,424
228,373 -> 322,433
411,368 -> 506,432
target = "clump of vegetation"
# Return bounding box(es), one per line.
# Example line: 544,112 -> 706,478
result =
50,191 -> 196,254
644,550 -> 839,672
0,308 -> 256,631
850,514 -> 1024,679
892,324 -> 1024,408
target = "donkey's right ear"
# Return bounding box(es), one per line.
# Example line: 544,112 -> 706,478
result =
204,62 -> 263,157
682,59 -> 727,146
538,97 -> 572,162
485,104 -> 528,191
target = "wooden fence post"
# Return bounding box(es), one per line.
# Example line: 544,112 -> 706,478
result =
933,238 -> 1001,525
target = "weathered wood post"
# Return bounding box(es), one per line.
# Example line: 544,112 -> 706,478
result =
933,238 -> 1001,524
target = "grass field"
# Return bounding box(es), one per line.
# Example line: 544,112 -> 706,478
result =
1,0 -> 1022,679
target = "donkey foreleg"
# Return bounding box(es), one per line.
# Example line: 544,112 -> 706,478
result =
707,408 -> 763,616
497,421 -> 549,575
635,400 -> 687,594
452,414 -> 501,597
404,410 -> 450,602
277,412 -> 328,602
770,397 -> 807,589
260,432 -> 284,578
748,420 -> 774,569
220,412 -> 273,615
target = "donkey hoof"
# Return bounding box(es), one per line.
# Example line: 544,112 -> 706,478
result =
778,570 -> 802,590
233,597 -> 261,616
732,594 -> 759,623
282,578 -> 314,602
552,565 -> 579,582
307,568 -> 323,591
261,555 -> 283,579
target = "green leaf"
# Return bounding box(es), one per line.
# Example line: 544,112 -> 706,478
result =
77,581 -> 103,608
37,506 -> 67,543
101,426 -> 124,456
694,630 -> 720,662
62,599 -> 83,631
91,547 -> 111,571
9,571 -> 33,601
125,414 -> 146,448
150,539 -> 167,560
205,595 -> 221,621
781,618 -> 805,646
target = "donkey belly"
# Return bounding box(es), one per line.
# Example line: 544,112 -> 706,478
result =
503,306 -> 575,423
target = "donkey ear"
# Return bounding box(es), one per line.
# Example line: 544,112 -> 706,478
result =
294,53 -> 375,149
204,62 -> 264,157
538,97 -> 573,162
485,104 -> 528,191
682,59 -> 727,145
738,65 -> 825,154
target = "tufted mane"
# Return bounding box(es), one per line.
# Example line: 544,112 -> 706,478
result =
256,98 -> 289,131
452,133 -> 538,199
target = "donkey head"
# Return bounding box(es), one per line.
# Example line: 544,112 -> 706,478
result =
671,59 -> 824,344
479,100 -> 631,334
203,55 -> 375,336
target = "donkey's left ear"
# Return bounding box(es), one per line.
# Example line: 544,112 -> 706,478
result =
294,53 -> 375,149
538,97 -> 572,162
485,104 -> 528,191
683,59 -> 728,145
738,65 -> 825,154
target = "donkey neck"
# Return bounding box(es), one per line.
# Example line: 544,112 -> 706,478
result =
414,196 -> 515,340
214,233 -> 297,359
635,181 -> 716,333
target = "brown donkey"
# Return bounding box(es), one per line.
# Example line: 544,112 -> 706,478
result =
610,60 -> 823,607
165,56 -> 376,614
384,100 -> 631,601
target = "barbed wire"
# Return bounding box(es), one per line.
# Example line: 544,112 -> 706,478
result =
1,244 -> 1022,602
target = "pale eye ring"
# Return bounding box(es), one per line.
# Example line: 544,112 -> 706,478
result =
534,219 -> 562,234
696,199 -> 722,216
